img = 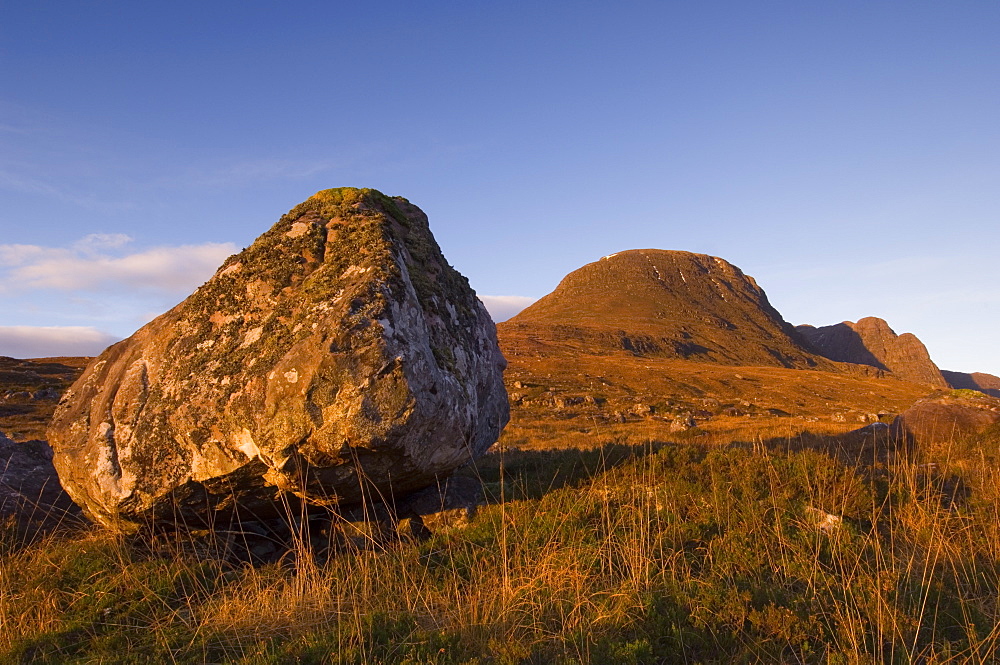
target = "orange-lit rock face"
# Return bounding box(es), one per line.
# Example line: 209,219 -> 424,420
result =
798,317 -> 948,388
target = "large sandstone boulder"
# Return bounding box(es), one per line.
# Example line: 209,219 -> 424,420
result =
892,392 -> 1000,447
48,188 -> 508,531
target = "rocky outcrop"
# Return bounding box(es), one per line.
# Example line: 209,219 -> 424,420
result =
500,250 -> 832,369
797,317 -> 947,387
892,393 -> 1000,446
48,187 -> 508,532
0,433 -> 79,529
942,370 -> 1000,398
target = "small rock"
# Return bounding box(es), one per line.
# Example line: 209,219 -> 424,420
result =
856,422 -> 890,435
632,403 -> 652,416
249,540 -> 278,561
31,388 -> 59,401
892,394 -> 1000,446
398,474 -> 482,522
804,505 -> 842,534
421,508 -> 473,533
554,396 -> 584,409
396,515 -> 433,541
670,415 -> 696,432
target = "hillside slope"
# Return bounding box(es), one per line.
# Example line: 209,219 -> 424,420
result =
501,249 -> 832,369
0,356 -> 87,440
497,251 -> 932,448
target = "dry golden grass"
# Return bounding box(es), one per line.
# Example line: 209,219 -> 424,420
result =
4,429 -> 1000,663
499,350 -> 934,457
506,352 -> 931,414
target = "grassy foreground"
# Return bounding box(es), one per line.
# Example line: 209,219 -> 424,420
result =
4,432 -> 1000,664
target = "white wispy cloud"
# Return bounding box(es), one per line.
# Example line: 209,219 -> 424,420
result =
478,295 -> 536,322
0,326 -> 120,359
73,233 -> 133,255
0,243 -> 52,266
0,237 -> 237,294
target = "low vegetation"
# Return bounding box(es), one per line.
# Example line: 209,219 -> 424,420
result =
0,357 -> 85,441
4,429 -> 1000,663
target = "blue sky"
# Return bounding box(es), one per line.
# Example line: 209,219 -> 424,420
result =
1,1 -> 998,374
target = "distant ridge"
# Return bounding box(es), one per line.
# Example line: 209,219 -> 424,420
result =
796,317 -> 948,388
501,249 -> 833,369
942,370 -> 1000,398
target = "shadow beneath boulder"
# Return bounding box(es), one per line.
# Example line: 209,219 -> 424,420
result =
120,442 -> 663,566
1,434 -> 84,548
470,441 -> 665,504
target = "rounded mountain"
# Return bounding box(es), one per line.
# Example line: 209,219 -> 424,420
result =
501,249 -> 830,369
